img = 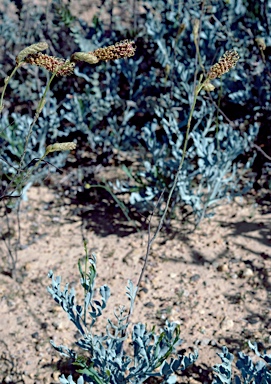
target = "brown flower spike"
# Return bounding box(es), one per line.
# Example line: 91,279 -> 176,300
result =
25,53 -> 75,76
207,50 -> 239,80
89,39 -> 136,62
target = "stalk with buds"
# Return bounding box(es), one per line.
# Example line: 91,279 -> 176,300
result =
0,39 -> 136,202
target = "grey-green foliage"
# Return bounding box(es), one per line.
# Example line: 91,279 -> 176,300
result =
47,253 -> 198,383
0,92 -> 70,199
1,0 -> 270,220
212,343 -> 271,384
68,0 -> 269,221
48,252 -> 271,384
117,98 -> 259,221
0,0 -> 77,194
107,0 -> 268,220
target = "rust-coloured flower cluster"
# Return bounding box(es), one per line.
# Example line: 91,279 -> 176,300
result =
25,53 -> 75,76
16,39 -> 136,77
90,39 -> 136,61
207,50 -> 240,80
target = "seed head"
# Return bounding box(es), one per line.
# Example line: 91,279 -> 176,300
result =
202,81 -> 215,92
89,39 -> 136,61
207,50 -> 239,80
45,142 -> 76,155
25,53 -> 75,76
16,42 -> 48,65
255,37 -> 266,51
70,52 -> 99,64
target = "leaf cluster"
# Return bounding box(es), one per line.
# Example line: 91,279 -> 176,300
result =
48,252 -> 198,383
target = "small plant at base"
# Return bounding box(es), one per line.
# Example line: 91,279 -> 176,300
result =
48,247 -> 271,383
47,242 -> 198,383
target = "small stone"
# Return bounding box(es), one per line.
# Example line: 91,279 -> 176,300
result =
190,274 -> 200,282
217,264 -> 229,272
242,268 -> 254,278
247,316 -> 259,325
230,273 -> 238,279
170,273 -> 177,279
144,301 -> 155,308
220,317 -> 234,330
31,332 -> 39,339
24,262 -> 33,271
57,322 -> 65,331
41,322 -> 49,330
139,286 -> 148,295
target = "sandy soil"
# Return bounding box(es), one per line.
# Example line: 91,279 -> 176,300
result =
0,181 -> 270,384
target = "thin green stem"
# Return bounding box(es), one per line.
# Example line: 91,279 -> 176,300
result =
215,82 -> 223,155
0,64 -> 22,113
87,182 -> 140,231
147,76 -> 208,247
18,70 -> 58,171
83,240 -> 88,324
0,63 -> 67,200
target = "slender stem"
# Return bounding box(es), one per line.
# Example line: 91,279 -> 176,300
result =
203,93 -> 234,126
0,64 -> 22,113
0,63 -> 67,200
18,70 -> 58,171
87,183 -> 140,230
215,82 -> 223,154
124,76 -> 210,332
148,77 -> 208,245
83,240 -> 88,324
253,143 -> 271,161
